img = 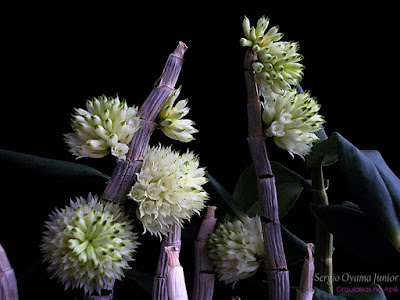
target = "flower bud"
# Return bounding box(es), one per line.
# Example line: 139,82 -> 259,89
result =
242,16 -> 252,40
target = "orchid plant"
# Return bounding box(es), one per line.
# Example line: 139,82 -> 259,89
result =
1,14 -> 398,300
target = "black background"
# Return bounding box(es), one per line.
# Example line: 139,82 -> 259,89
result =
1,3 -> 399,299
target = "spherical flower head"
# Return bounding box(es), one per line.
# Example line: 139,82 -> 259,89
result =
41,194 -> 140,295
262,90 -> 325,159
65,95 -> 140,160
207,216 -> 265,286
127,145 -> 209,239
157,86 -> 198,143
240,15 -> 304,96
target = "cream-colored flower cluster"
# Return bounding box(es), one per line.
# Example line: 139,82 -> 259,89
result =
157,86 -> 198,143
207,216 -> 265,286
241,16 -> 324,158
41,194 -> 140,295
263,90 -> 324,159
240,16 -> 304,97
128,145 -> 209,239
65,95 -> 140,160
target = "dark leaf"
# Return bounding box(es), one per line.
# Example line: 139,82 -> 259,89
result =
204,172 -> 247,219
315,128 -> 328,141
309,202 -> 400,268
313,287 -> 338,299
336,134 -> 400,253
272,161 -> 307,218
306,132 -> 339,168
0,149 -> 110,183
362,150 -> 400,219
271,161 -> 312,191
125,269 -> 154,295
281,224 -> 309,266
232,164 -> 259,213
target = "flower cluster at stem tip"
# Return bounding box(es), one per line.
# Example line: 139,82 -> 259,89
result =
240,15 -> 325,158
157,86 -> 198,142
65,95 -> 140,160
207,216 -> 265,286
41,194 -> 140,295
128,145 -> 209,239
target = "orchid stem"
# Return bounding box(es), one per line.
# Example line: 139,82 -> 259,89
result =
311,166 -> 333,295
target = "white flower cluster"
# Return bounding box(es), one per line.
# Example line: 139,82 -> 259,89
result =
128,145 -> 209,239
240,16 -> 304,97
241,16 -> 325,158
263,90 -> 324,159
157,86 -> 198,142
65,95 -> 140,160
41,194 -> 139,295
207,216 -> 265,286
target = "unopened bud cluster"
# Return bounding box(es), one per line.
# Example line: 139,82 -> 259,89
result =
158,86 -> 198,143
207,216 -> 265,286
41,194 -> 139,295
65,95 -> 140,160
128,145 -> 209,239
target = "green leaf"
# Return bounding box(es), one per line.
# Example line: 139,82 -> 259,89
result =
272,161 -> 307,218
232,164 -> 259,213
233,163 -> 306,219
245,199 -> 262,217
309,202 -> 400,268
314,285 -> 387,299
0,149 -> 110,183
125,269 -> 154,295
204,172 -> 247,219
306,132 -> 339,168
272,161 -> 312,191
336,134 -> 400,253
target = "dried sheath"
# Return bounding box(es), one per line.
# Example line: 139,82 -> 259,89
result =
296,243 -> 315,300
192,206 -> 217,300
0,244 -> 18,300
153,224 -> 182,300
165,246 -> 188,300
